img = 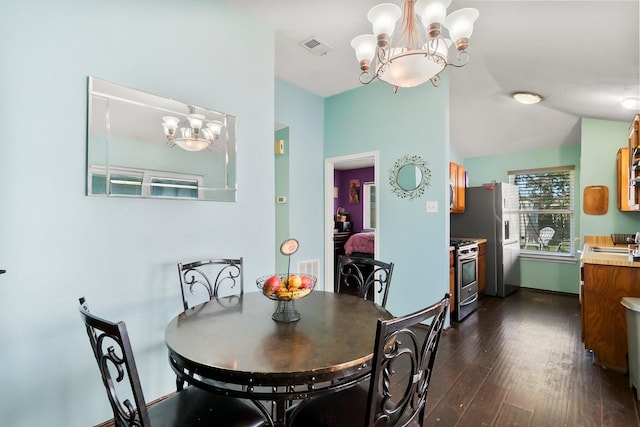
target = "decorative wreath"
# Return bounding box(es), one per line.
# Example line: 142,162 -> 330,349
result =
388,154 -> 431,200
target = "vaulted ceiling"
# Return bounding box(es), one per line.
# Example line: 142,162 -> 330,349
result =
227,0 -> 640,158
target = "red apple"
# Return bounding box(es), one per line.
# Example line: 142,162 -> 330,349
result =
262,274 -> 282,295
300,275 -> 312,289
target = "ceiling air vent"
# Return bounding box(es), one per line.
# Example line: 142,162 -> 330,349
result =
300,36 -> 333,56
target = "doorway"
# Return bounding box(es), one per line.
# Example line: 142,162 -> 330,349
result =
324,151 -> 379,291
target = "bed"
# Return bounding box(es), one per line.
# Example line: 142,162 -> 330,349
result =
344,231 -> 375,257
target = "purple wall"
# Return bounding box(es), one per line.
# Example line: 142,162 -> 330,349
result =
333,167 -> 374,232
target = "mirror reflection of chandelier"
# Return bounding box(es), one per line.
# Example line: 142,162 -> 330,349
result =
162,107 -> 224,152
351,0 -> 479,91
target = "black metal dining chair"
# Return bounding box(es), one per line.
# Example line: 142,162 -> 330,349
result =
78,297 -> 267,427
178,257 -> 244,310
335,255 -> 394,307
287,293 -> 449,427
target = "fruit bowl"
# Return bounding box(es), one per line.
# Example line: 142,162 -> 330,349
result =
256,273 -> 316,322
256,273 -> 316,301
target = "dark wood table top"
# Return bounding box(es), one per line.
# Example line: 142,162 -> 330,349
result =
165,291 -> 392,387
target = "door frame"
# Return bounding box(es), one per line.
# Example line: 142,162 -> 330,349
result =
324,151 -> 379,291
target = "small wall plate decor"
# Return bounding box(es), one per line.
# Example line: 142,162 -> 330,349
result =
389,154 -> 431,200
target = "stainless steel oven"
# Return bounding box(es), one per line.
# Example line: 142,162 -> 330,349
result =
451,239 -> 479,321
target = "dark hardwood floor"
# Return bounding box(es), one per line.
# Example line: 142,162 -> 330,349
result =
423,288 -> 640,426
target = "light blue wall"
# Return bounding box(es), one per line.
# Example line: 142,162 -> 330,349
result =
275,80 -> 325,283
0,1 -> 275,426
464,145 -> 582,294
324,79 -> 450,316
274,127 -> 290,273
465,118 -> 640,295
464,144 -> 582,189
580,118 -> 640,236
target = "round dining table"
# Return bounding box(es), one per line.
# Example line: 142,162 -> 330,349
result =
165,291 -> 392,426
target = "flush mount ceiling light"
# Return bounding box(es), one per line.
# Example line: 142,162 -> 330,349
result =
512,92 -> 543,105
622,97 -> 640,110
350,0 -> 479,92
162,107 -> 224,152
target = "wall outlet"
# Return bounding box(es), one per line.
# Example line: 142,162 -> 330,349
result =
426,201 -> 438,213
276,195 -> 287,204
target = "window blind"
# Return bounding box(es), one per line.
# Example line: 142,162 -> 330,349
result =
508,166 -> 575,255
510,168 -> 574,212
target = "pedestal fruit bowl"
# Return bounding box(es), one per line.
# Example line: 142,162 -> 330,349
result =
256,273 -> 316,322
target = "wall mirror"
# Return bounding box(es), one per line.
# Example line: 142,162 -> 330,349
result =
388,154 -> 431,200
87,76 -> 237,201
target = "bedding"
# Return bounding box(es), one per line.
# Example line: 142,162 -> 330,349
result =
344,231 -> 375,255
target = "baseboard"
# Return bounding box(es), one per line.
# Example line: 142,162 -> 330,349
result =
94,392 -> 174,427
519,286 -> 578,298
95,419 -> 114,427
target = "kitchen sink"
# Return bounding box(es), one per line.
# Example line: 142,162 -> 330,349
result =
590,246 -> 629,254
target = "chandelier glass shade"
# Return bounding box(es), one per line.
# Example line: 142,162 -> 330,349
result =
351,0 -> 479,90
162,112 -> 224,152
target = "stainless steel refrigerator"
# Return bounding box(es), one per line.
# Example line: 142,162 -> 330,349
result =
451,183 -> 520,297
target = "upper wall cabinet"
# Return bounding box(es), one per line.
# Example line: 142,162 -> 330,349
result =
87,77 -> 237,202
628,114 -> 640,210
449,161 -> 466,213
617,147 -> 633,211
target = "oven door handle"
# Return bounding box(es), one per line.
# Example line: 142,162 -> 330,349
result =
460,294 -> 479,307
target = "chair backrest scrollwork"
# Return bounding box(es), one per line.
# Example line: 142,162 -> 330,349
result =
78,297 -> 151,427
366,294 -> 449,427
177,258 -> 244,311
336,255 -> 394,307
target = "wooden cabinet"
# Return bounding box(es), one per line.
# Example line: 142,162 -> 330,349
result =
477,241 -> 486,293
449,249 -> 455,313
617,147 -> 633,211
449,162 -> 466,213
582,263 -> 640,370
629,115 -> 640,210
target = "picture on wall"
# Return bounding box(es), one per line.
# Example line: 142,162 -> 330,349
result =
349,179 -> 360,204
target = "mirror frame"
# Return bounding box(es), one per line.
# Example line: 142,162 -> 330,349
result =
86,76 -> 237,202
388,154 -> 431,200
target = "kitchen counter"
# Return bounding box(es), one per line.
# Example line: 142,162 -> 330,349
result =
450,237 -> 488,248
450,238 -> 487,251
580,235 -> 640,370
581,239 -> 640,268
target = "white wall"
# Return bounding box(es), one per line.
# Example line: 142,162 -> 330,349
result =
0,1 -> 275,425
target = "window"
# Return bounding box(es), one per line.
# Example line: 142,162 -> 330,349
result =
509,166 -> 575,256
89,165 -> 203,200
363,182 -> 376,230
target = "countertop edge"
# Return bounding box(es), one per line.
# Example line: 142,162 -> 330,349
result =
450,238 -> 487,251
581,244 -> 640,268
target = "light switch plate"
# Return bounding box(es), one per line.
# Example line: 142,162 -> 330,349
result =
276,195 -> 287,204
275,139 -> 285,155
426,201 -> 438,213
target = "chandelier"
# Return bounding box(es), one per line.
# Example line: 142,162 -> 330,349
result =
162,108 -> 224,152
351,0 -> 479,91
